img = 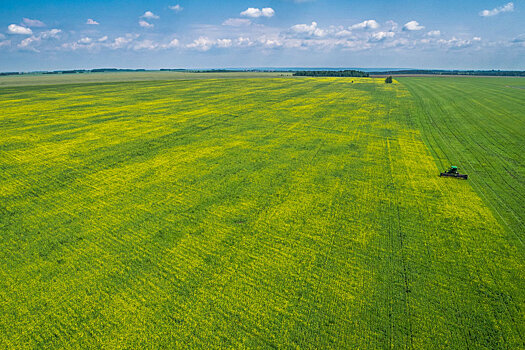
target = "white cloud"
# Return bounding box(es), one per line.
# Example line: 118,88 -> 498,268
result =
370,31 -> 395,41
260,38 -> 283,48
437,37 -> 480,49
335,29 -> 352,37
350,20 -> 379,30
18,36 -> 39,49
241,7 -> 275,18
223,18 -> 251,26
166,38 -> 180,48
109,35 -> 136,49
17,28 -> 61,50
40,29 -> 61,39
139,20 -> 154,28
262,8 -> 275,17
23,18 -> 45,27
187,36 -> 214,51
133,39 -> 158,50
86,19 -> 99,25
169,4 -> 183,12
98,36 -> 108,42
18,28 -> 62,52
427,30 -> 441,37
216,39 -> 233,48
291,22 -> 325,37
403,21 -> 424,31
386,20 -> 398,31
236,37 -> 254,47
79,37 -> 92,44
0,40 -> 10,48
480,2 -> 514,17
7,24 -> 33,35
141,11 -> 159,19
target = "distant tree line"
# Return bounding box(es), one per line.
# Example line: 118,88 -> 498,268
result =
370,70 -> 525,77
294,70 -> 369,77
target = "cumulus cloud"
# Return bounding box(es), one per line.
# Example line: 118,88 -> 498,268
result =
437,37 -> 480,49
236,37 -> 254,47
427,30 -> 441,37
216,39 -> 233,48
41,29 -> 61,39
187,36 -> 215,51
86,19 -> 99,25
7,24 -> 33,35
241,7 -> 275,18
60,33 -> 181,52
260,38 -> 283,48
403,21 -> 424,31
133,38 -> 181,50
169,4 -> 183,12
350,20 -> 380,30
480,2 -> 514,17
133,39 -> 158,50
141,11 -> 159,19
166,38 -> 180,47
370,31 -> 395,41
139,20 -> 154,28
0,40 -> 10,48
386,20 -> 398,31
223,18 -> 252,26
23,18 -> 45,27
109,35 -> 136,49
17,29 -> 61,51
18,36 -> 39,50
334,29 -> 353,37
290,22 -> 326,37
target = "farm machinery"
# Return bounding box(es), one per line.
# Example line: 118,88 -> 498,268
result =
440,166 -> 468,179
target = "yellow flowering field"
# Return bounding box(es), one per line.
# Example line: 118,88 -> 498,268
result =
0,76 -> 523,348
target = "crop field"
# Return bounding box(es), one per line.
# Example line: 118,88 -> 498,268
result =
400,77 -> 525,243
0,76 -> 523,348
0,71 -> 292,88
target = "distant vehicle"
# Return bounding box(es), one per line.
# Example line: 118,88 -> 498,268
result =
440,166 -> 468,179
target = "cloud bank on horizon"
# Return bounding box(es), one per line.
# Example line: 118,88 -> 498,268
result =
0,0 -> 523,70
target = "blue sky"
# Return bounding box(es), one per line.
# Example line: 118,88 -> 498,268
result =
1,0 -> 524,71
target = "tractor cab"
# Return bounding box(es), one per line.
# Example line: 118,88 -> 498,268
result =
445,166 -> 458,174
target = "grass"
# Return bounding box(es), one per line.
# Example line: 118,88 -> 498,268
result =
0,76 -> 523,348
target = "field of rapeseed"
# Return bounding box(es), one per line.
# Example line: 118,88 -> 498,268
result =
0,76 -> 523,348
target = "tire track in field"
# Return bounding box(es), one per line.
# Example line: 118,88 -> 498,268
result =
385,138 -> 415,349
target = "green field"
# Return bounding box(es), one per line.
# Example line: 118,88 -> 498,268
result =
0,75 -> 523,348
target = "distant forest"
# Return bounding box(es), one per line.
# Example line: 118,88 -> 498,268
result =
293,70 -> 370,77
369,70 -> 525,77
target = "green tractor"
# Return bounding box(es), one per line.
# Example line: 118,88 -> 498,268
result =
440,166 -> 468,179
